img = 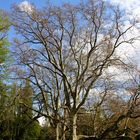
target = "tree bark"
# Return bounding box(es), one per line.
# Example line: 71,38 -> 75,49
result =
62,108 -> 68,140
70,113 -> 78,140
56,123 -> 60,140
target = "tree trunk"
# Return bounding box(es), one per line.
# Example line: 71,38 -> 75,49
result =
62,108 -> 68,140
62,125 -> 66,140
56,123 -> 60,140
70,113 -> 78,140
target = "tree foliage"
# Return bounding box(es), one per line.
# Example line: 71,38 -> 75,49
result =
0,10 -> 9,64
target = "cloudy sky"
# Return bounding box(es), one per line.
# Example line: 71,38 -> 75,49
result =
110,0 -> 140,63
1,0 -> 140,22
0,0 -> 139,65
0,0 -> 139,62
0,0 -> 140,10
0,0 -> 80,11
0,0 -> 140,63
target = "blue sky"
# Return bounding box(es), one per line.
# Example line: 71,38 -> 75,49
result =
0,0 -> 80,11
0,0 -> 81,42
1,0 -> 140,65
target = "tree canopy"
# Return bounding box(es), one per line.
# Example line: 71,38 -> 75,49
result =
0,10 -> 9,64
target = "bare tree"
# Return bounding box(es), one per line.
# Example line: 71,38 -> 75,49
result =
11,0 -> 140,139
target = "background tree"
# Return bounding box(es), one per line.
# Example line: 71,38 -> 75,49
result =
0,9 -> 11,140
0,10 -> 9,64
14,80 -> 41,140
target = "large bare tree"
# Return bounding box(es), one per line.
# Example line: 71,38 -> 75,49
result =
11,0 -> 140,139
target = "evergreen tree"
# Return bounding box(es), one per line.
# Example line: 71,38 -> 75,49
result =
15,80 -> 41,140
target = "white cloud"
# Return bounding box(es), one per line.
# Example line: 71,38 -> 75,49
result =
110,0 -> 140,16
19,1 -> 33,13
108,0 -> 140,23
108,0 -> 140,66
